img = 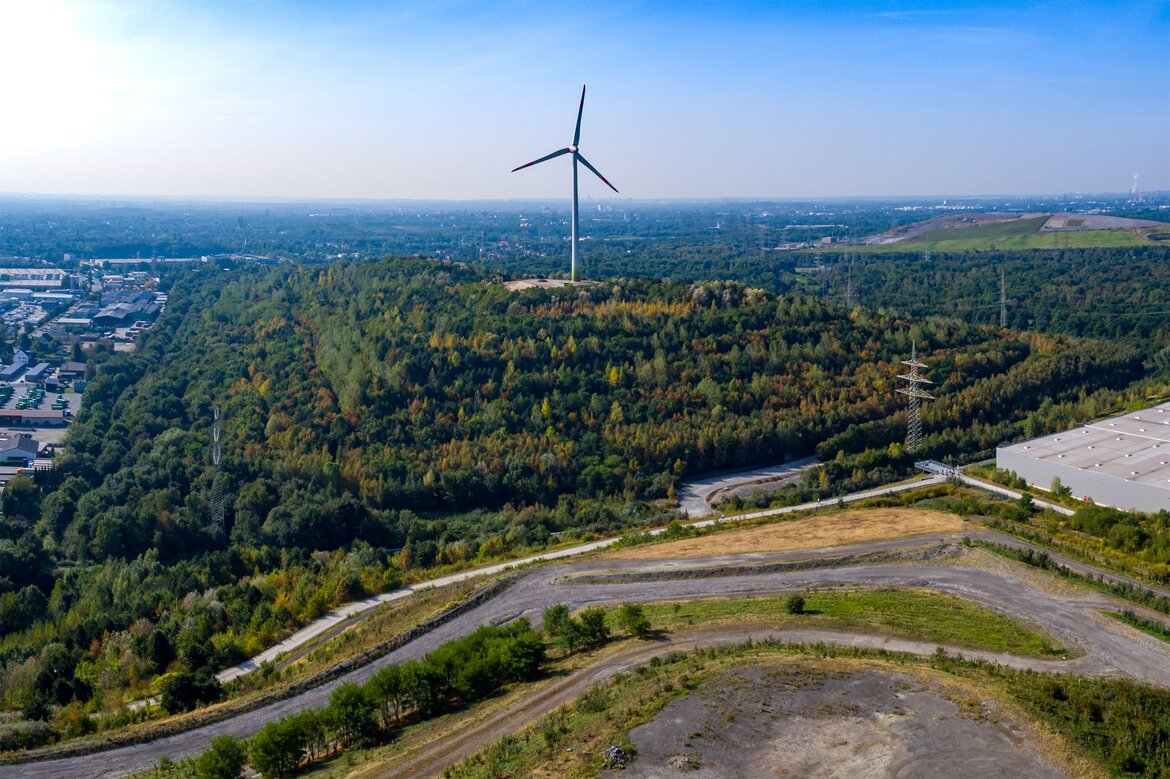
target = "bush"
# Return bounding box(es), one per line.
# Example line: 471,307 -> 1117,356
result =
577,607 -> 611,647
616,603 -> 652,638
160,668 -> 223,714
0,720 -> 57,751
195,735 -> 247,779
786,594 -> 806,615
249,717 -> 306,778
542,604 -> 571,637
327,682 -> 378,748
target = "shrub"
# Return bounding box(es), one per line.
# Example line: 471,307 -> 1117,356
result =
786,594 -> 806,615
195,735 -> 247,779
616,603 -> 652,638
0,720 -> 56,752
327,682 -> 378,748
249,717 -> 306,778
160,669 -> 223,714
542,604 -> 571,637
577,607 -> 611,647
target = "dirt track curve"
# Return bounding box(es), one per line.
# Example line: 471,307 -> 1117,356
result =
5,534 -> 1170,778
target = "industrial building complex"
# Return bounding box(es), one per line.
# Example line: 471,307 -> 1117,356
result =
997,402 -> 1170,513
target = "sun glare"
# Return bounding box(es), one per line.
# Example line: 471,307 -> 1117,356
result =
0,2 -> 129,150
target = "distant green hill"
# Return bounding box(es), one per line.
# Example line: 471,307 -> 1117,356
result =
842,213 -> 1170,252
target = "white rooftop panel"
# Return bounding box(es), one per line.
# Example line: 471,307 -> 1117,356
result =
999,400 -> 1170,491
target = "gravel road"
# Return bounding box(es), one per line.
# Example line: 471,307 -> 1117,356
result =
7,532 -> 1170,779
675,456 -> 818,517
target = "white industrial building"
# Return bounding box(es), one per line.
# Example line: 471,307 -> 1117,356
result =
997,402 -> 1170,513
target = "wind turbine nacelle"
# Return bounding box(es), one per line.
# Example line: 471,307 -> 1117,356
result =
568,145 -> 578,153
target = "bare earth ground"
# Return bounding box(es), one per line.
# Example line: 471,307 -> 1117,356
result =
11,526 -> 1170,778
623,664 -> 1078,779
362,628 -> 1086,779
598,509 -> 965,561
674,456 -> 818,517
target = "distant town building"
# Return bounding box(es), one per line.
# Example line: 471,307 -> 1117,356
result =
0,435 -> 40,463
100,289 -> 156,306
23,363 -> 51,384
93,301 -> 161,327
0,269 -> 66,288
57,361 -> 86,382
0,350 -> 30,380
0,409 -> 65,426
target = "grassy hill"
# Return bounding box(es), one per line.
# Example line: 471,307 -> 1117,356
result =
832,214 -> 1170,253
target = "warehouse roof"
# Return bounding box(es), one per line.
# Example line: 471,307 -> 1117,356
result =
1000,402 -> 1170,490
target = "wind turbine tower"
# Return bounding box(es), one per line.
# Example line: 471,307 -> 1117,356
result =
512,85 -> 619,282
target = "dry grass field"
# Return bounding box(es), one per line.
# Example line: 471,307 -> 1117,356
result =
599,508 -> 966,561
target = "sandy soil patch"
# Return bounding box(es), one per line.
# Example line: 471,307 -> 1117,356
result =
600,509 -> 965,561
622,665 -> 1073,778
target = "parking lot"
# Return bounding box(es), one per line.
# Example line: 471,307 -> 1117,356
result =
0,381 -> 81,415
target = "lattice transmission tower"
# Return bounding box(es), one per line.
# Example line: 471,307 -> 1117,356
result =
896,341 -> 934,452
210,406 -> 225,536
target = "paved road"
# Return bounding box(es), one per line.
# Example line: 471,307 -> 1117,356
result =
954,473 -> 1075,516
217,472 -> 944,685
9,532 -> 1170,778
675,456 -> 818,517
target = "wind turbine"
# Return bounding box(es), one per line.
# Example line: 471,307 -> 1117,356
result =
512,85 -> 618,282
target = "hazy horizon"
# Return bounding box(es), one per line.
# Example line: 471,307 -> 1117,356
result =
1,1 -> 1167,201
0,191 -> 1165,207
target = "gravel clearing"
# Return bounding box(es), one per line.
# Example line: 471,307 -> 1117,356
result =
623,665 -> 1071,778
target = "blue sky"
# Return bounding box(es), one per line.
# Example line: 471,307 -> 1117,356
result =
0,0 -> 1166,199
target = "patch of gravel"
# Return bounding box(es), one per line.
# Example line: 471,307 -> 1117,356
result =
955,548 -> 1088,599
619,665 -> 1069,778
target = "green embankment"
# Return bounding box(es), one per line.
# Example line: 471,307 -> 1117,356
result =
636,589 -> 1063,658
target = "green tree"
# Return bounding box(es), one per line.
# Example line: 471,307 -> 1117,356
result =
786,593 -> 806,615
2,475 -> 39,519
195,735 -> 246,779
499,619 -> 546,679
327,682 -> 377,748
367,664 -> 404,728
159,669 -> 222,714
542,604 -> 571,637
615,603 -> 651,638
577,607 -> 610,647
248,717 -> 306,778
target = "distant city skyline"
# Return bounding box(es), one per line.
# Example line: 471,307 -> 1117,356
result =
0,1 -> 1167,200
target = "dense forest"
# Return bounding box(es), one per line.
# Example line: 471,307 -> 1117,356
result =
0,257 -> 1146,739
815,245 -> 1170,349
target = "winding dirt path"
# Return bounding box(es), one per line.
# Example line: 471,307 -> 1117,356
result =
7,533 -> 1170,778
383,625 -> 1089,779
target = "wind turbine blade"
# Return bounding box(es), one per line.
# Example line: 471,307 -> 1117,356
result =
573,84 -> 586,146
576,153 -> 619,193
511,147 -> 572,173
